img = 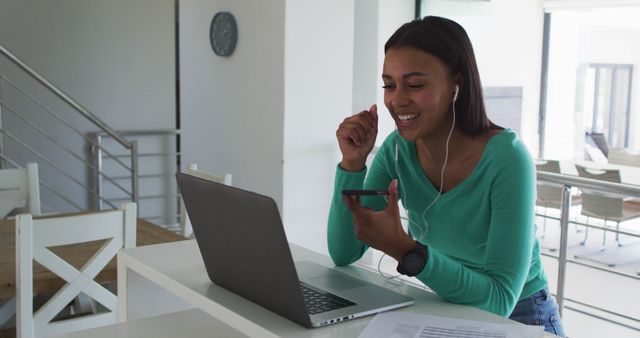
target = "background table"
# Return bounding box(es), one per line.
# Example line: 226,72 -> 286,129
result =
560,160 -> 640,186
0,215 -> 185,300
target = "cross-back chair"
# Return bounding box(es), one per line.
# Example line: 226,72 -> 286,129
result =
16,202 -> 136,337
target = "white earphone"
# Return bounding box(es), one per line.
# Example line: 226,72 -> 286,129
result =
380,82 -> 459,280
453,84 -> 459,102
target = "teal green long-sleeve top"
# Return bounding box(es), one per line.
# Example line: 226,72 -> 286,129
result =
327,129 -> 547,317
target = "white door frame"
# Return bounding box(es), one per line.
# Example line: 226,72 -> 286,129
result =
544,0 -> 640,10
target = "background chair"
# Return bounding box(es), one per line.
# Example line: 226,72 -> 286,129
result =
574,165 -> 640,266
16,202 -> 136,338
179,163 -> 232,238
584,133 -> 610,163
0,163 -> 41,219
535,160 -> 581,251
536,159 -> 563,211
0,163 -> 41,338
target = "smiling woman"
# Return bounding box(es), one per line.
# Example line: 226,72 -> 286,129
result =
329,16 -> 566,337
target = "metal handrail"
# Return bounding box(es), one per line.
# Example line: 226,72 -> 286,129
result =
1,102 -> 132,197
0,43 -> 139,206
0,74 -> 132,172
91,128 -> 181,137
537,170 -> 640,320
538,171 -> 640,198
0,44 -> 131,148
0,128 -> 118,209
88,130 -> 178,210
90,129 -> 179,223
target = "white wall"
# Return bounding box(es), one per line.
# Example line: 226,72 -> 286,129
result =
543,11 -> 581,160
282,0 -> 414,253
179,0 -> 285,209
352,0 -> 415,145
0,0 -> 175,213
422,0 -> 545,155
0,0 -> 175,130
375,0 -> 416,143
283,0 -> 355,251
352,0 -> 379,114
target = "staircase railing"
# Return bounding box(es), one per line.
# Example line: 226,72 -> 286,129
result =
0,43 -> 138,213
89,129 -> 180,229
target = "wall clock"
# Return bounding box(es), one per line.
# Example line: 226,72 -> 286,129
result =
209,11 -> 238,57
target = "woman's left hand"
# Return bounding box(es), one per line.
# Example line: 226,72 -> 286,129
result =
342,180 -> 416,261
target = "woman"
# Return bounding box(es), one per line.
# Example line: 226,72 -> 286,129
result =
328,16 -> 565,336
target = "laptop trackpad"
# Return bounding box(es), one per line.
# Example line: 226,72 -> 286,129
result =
310,273 -> 366,291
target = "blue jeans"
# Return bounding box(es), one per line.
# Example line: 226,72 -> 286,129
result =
509,287 -> 565,337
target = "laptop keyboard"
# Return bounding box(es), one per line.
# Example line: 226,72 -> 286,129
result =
300,283 -> 356,315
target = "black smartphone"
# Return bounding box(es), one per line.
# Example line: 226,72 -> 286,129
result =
342,189 -> 389,196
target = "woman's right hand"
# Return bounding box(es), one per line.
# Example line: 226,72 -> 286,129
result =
336,104 -> 378,172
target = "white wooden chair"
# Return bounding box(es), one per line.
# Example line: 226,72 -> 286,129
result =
0,163 -> 41,218
179,163 -> 231,238
16,202 -> 136,338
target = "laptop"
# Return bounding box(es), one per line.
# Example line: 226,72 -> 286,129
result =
176,173 -> 414,328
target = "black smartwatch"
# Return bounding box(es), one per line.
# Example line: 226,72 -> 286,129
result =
396,241 -> 428,277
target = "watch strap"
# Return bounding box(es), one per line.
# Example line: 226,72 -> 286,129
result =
396,241 -> 428,277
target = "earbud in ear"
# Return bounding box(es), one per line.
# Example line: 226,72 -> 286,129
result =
453,85 -> 460,102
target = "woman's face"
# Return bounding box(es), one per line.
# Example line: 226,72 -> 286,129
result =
382,47 -> 457,141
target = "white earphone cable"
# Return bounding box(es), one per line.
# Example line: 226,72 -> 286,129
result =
376,88 -> 457,278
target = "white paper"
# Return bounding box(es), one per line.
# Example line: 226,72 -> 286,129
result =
358,312 -> 544,338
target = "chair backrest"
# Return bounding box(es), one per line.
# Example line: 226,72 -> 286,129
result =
16,202 -> 136,338
0,163 -> 41,218
179,163 -> 232,237
535,159 -> 562,206
586,132 -> 610,157
608,148 -> 640,167
575,165 -> 622,219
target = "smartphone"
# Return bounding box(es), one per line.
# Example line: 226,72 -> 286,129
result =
341,189 -> 389,196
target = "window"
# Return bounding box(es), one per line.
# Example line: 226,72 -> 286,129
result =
542,6 -> 640,159
578,64 -> 633,148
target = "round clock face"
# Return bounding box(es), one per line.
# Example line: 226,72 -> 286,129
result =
209,12 -> 238,57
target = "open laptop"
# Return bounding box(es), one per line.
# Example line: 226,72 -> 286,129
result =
176,173 -> 413,328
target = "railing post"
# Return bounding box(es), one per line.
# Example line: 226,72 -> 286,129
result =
89,133 -> 103,210
130,140 -> 139,212
0,76 -> 4,169
556,184 -> 572,316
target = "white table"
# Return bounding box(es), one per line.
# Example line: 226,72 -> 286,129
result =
52,308 -> 247,338
561,160 -> 640,186
110,240 -> 556,338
